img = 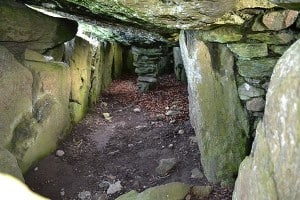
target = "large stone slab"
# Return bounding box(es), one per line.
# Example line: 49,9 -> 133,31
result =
233,39 -> 300,199
0,0 -> 77,54
180,31 -> 249,185
0,45 -> 33,147
68,37 -> 93,123
14,60 -> 71,171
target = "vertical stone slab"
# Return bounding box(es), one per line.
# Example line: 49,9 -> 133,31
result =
68,36 -> 92,123
233,39 -> 300,199
16,60 -> 71,171
112,42 -> 123,79
89,41 -> 103,106
101,42 -> 114,90
173,47 -> 187,82
179,31 -> 249,185
0,45 -> 33,147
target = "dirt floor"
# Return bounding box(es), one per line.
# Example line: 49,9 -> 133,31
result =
25,74 -> 232,200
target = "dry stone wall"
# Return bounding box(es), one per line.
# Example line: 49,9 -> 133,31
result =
180,7 -> 300,185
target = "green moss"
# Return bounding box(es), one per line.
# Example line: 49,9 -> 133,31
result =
196,26 -> 243,43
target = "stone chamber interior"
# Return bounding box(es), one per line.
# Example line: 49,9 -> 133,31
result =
1,0 -> 300,200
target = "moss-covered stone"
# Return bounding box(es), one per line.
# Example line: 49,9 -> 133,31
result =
251,14 -> 268,32
269,45 -> 290,55
19,60 -> 71,172
112,42 -> 123,79
140,182 -> 190,200
227,43 -> 268,59
0,45 -> 33,148
0,147 -> 24,182
89,41 -> 102,106
233,39 -> 300,200
247,32 -> 294,45
237,57 -> 278,78
116,190 -> 139,200
235,0 -> 275,10
180,31 -> 249,184
270,0 -> 300,10
68,37 -> 93,123
196,26 -> 243,43
117,182 -> 190,200
233,123 -> 278,200
99,42 -> 113,91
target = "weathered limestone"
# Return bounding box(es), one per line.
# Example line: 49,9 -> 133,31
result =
0,0 -> 77,54
180,31 -> 249,185
0,46 -> 33,148
233,39 -> 300,199
0,147 -> 24,182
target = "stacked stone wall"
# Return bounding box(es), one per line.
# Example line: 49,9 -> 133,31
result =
180,7 -> 300,185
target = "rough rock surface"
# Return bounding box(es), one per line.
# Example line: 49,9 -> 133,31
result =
0,45 -> 33,148
179,31 -> 249,185
116,182 -> 190,200
0,0 -> 77,54
25,0 -> 236,32
0,147 -> 24,182
68,37 -> 93,123
13,60 -> 71,171
270,0 -> 300,10
233,39 -> 300,199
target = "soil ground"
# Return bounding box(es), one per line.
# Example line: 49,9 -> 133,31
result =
25,74 -> 232,200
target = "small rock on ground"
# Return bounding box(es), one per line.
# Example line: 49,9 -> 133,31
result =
56,150 -> 65,157
191,168 -> 204,179
155,158 -> 177,176
78,190 -> 91,200
107,180 -> 122,194
133,108 -> 141,112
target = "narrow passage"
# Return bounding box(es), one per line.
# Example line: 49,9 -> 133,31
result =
25,74 -> 232,200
